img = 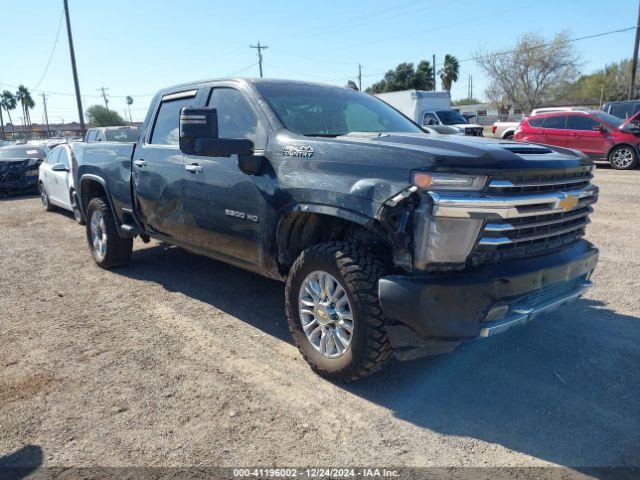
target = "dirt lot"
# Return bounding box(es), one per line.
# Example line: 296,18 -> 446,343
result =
1,167 -> 639,471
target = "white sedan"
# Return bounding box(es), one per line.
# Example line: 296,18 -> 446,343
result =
38,144 -> 84,224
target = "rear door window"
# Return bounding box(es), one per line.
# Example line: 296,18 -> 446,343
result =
542,115 -> 567,129
527,117 -> 544,127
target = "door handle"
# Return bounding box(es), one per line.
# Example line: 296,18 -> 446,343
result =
133,159 -> 147,167
185,163 -> 203,173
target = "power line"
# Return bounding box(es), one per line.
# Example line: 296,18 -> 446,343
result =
460,26 -> 638,63
226,62 -> 260,77
31,6 -> 64,91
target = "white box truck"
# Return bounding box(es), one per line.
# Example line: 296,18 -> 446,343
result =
376,90 -> 484,136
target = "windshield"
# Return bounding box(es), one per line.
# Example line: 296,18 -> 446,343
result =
591,111 -> 627,128
254,83 -> 422,136
0,146 -> 43,159
435,110 -> 468,125
105,128 -> 140,142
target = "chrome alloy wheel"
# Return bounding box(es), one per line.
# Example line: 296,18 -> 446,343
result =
89,211 -> 107,261
298,270 -> 354,358
611,147 -> 634,169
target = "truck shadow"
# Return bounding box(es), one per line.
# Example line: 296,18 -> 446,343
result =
117,244 -> 640,468
0,444 -> 43,480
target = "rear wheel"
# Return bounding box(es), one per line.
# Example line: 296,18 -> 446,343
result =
39,182 -> 54,211
504,132 -> 514,141
609,145 -> 637,170
85,197 -> 132,268
285,242 -> 392,381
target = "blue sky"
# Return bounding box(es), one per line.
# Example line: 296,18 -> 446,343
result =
1,0 -> 638,124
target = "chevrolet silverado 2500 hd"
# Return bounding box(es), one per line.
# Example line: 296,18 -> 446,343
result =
71,79 -> 599,380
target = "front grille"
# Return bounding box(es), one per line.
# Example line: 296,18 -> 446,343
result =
486,168 -> 593,195
464,127 -> 483,136
469,169 -> 597,265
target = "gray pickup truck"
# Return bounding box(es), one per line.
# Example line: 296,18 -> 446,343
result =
68,78 -> 599,380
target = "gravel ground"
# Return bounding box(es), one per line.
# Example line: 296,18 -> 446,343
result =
1,166 -> 639,472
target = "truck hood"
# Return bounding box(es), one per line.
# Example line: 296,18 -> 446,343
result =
319,132 -> 591,173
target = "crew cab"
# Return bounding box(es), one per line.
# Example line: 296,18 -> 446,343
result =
71,79 -> 599,380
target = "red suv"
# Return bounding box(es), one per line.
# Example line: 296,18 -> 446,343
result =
514,110 -> 640,169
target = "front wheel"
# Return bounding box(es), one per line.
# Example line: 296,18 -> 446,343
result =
85,197 -> 132,268
39,182 -> 54,212
70,191 -> 84,224
609,145 -> 637,170
285,242 -> 392,381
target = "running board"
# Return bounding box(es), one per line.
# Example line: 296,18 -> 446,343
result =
479,280 -> 592,337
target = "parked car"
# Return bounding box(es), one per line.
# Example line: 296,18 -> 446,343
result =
491,121 -> 520,140
0,144 -> 48,193
70,79 -> 598,380
84,126 -> 140,143
514,110 -> 640,169
602,100 -> 640,120
38,144 -> 84,223
423,124 -> 464,135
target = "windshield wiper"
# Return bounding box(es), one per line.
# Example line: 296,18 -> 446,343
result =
302,133 -> 345,138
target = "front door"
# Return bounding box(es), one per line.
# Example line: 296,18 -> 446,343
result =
49,147 -> 72,208
566,115 -> 610,158
132,90 -> 198,239
181,85 -> 268,267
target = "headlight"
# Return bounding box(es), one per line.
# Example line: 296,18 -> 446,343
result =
412,172 -> 487,191
24,169 -> 39,176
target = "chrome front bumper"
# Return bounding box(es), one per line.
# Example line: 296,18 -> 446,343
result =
479,278 -> 592,337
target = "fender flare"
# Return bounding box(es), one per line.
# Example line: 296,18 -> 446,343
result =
78,174 -> 121,229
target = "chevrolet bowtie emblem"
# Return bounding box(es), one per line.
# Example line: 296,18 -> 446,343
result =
556,194 -> 579,212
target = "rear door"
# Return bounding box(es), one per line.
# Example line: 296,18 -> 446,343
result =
540,115 -> 569,147
181,85 -> 268,266
132,90 -> 199,239
566,114 -> 609,158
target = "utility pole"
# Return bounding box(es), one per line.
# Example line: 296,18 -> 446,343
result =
41,93 -> 50,137
250,41 -> 268,78
433,54 -> 437,91
629,0 -> 640,99
63,0 -> 85,130
358,64 -> 362,91
98,87 -> 110,111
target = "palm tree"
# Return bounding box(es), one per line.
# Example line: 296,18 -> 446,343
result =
15,85 -> 35,131
0,90 -> 17,133
439,54 -> 460,92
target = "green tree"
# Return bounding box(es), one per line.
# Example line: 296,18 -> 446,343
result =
366,60 -> 434,93
555,59 -> 638,104
0,91 -> 17,132
451,97 -> 481,106
475,31 -> 580,112
86,105 -> 125,127
439,54 -> 459,91
15,85 -> 35,130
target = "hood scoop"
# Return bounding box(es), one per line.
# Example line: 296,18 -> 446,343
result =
499,144 -> 552,155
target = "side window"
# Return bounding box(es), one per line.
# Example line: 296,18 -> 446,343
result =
150,96 -> 196,145
567,115 -> 599,131
208,88 -> 263,144
610,104 -> 633,119
542,115 -> 567,129
59,148 -> 70,167
85,130 -> 97,142
527,117 -> 544,127
46,148 -> 61,165
423,112 -> 438,126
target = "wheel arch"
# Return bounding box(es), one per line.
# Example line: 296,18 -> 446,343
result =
274,204 -> 392,277
607,143 -> 639,159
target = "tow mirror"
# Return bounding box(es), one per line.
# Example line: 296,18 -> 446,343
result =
51,162 -> 69,172
179,107 -> 254,158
